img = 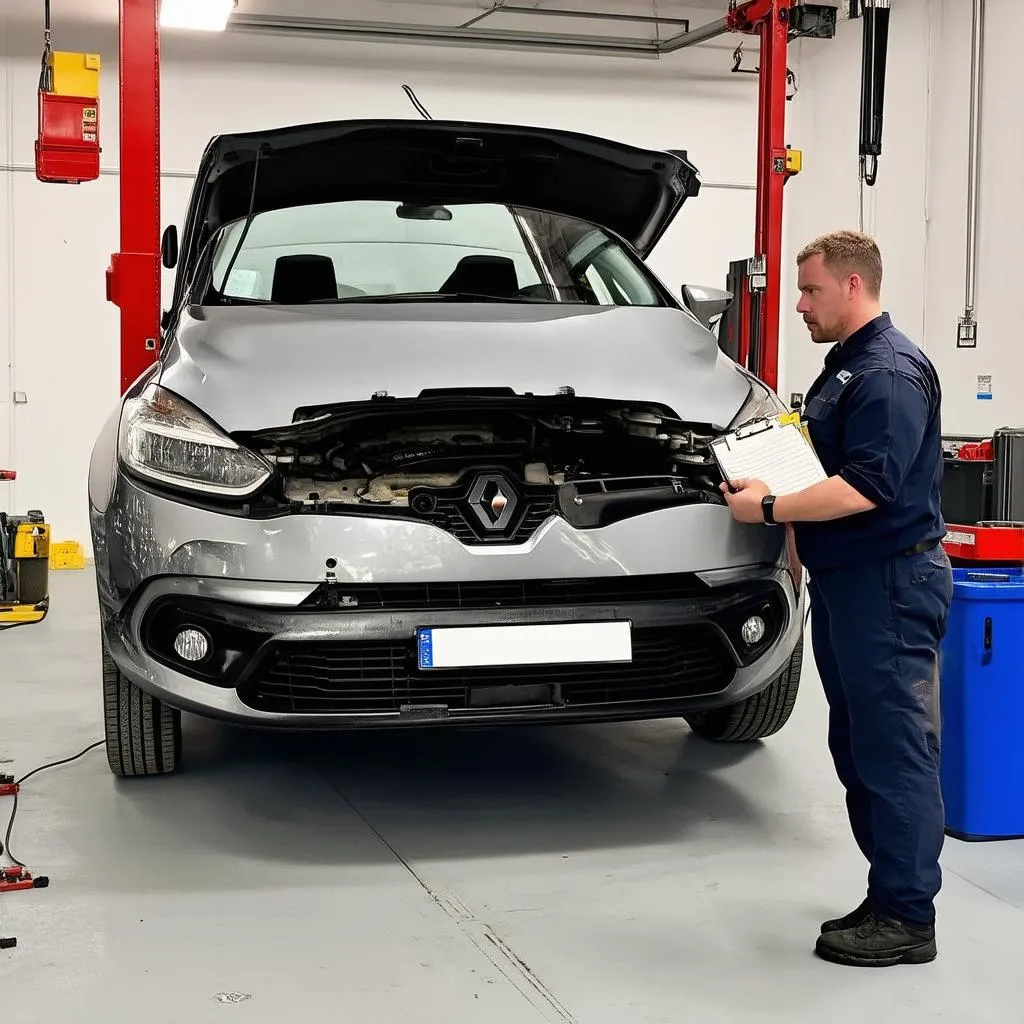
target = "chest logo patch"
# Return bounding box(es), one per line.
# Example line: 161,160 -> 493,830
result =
836,370 -> 853,384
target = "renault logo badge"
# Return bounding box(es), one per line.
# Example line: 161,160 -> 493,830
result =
467,474 -> 517,531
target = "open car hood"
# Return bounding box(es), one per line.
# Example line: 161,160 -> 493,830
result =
174,118 -> 700,290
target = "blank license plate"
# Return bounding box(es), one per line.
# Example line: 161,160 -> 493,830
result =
416,621 -> 632,670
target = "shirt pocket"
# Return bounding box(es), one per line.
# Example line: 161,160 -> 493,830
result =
803,393 -> 836,423
804,372 -> 853,423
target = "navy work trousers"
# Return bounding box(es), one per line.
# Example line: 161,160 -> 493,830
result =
808,543 -> 953,927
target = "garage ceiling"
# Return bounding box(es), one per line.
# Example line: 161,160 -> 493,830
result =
30,0 -> 732,17
4,1 -> 794,62
11,1 -> 737,50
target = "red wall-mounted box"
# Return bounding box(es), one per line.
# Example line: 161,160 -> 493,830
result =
35,91 -> 100,184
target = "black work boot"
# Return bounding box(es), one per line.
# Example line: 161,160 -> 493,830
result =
815,911 -> 937,967
820,897 -> 872,934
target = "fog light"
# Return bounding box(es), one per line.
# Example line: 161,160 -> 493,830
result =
741,615 -> 766,646
173,628 -> 210,662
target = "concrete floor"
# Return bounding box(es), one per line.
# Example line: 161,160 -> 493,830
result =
3,571 -> 1023,1022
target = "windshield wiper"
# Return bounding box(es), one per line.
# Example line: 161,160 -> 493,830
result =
217,291 -> 572,307
303,291 -> 559,305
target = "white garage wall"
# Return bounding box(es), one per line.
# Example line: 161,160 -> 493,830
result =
1,15 -> 761,553
779,0 -> 932,404
0,38 -> 13,485
783,0 -> 1022,440
923,0 -> 1021,434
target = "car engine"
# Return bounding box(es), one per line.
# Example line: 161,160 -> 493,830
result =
238,394 -> 728,540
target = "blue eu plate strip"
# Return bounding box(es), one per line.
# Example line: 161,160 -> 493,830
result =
417,628 -> 434,670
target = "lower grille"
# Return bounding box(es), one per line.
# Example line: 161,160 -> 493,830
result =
239,626 -> 736,715
298,572 -> 710,611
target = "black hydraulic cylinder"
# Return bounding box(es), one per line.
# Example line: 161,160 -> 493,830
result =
859,1 -> 891,185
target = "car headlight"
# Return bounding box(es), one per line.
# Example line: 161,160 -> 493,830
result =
728,377 -> 787,429
118,384 -> 272,498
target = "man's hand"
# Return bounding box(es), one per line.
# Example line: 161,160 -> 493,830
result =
720,478 -> 770,524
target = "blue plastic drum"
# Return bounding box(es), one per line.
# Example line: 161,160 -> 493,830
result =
940,567 -> 1024,841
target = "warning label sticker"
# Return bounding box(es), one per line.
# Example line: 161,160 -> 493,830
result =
82,106 -> 97,142
945,530 -> 976,546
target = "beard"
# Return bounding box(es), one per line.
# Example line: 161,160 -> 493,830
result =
804,318 -> 838,344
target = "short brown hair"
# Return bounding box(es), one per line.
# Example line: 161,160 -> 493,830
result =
797,230 -> 883,297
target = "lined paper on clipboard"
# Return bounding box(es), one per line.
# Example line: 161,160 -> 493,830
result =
710,417 -> 827,496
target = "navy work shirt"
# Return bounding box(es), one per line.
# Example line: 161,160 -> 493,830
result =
792,313 -> 945,572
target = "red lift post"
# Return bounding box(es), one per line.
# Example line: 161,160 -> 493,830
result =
105,0 -> 795,396
673,0 -> 797,393
106,0 -> 161,396
738,0 -> 793,394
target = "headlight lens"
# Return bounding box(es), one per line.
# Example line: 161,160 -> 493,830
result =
728,377 -> 787,429
119,384 -> 271,497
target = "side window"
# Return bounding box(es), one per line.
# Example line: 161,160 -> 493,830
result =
580,264 -> 616,304
566,229 -> 662,307
585,246 -> 661,306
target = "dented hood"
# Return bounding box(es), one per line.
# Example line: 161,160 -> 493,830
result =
157,303 -> 752,434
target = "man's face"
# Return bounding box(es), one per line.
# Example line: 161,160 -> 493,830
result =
795,253 -> 851,344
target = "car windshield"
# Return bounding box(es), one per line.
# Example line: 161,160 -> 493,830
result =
207,200 -> 666,307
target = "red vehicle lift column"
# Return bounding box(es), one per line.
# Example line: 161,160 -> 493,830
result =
669,0 -> 796,393
715,0 -> 794,394
105,0 -> 161,396
739,0 -> 792,394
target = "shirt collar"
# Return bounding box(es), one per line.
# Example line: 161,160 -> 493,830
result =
825,312 -> 892,367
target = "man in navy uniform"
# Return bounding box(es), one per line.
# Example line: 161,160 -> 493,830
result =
722,230 -> 953,968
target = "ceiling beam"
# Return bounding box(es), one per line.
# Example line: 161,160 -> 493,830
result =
228,13 -> 668,57
459,5 -> 690,30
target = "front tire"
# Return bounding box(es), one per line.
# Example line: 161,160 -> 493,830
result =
685,635 -> 804,743
102,639 -> 181,776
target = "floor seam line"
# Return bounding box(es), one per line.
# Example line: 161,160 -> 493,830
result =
944,866 -> 1022,910
311,762 -> 579,1024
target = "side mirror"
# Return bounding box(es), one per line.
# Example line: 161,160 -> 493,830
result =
161,225 -> 179,269
682,284 -> 733,329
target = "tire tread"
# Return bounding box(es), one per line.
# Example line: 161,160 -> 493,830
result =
686,635 -> 804,743
102,642 -> 181,777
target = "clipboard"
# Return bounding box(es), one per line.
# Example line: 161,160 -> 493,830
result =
710,412 -> 827,496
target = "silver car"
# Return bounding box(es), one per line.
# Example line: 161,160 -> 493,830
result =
88,118 -> 804,777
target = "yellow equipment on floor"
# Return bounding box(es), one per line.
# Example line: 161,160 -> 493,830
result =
1,471 -> 50,630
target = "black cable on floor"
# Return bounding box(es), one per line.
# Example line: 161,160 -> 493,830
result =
1,740 -> 104,868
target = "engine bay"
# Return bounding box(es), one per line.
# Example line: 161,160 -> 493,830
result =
237,394 -> 728,537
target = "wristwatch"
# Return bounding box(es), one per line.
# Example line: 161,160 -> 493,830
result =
761,494 -> 777,525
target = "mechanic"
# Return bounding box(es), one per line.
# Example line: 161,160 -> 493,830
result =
721,230 -> 953,969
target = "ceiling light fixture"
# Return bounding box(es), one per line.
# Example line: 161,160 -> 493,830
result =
159,0 -> 237,32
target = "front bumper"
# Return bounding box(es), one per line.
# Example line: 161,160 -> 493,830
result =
91,474 -> 787,606
94,472 -> 801,728
101,568 -> 803,729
